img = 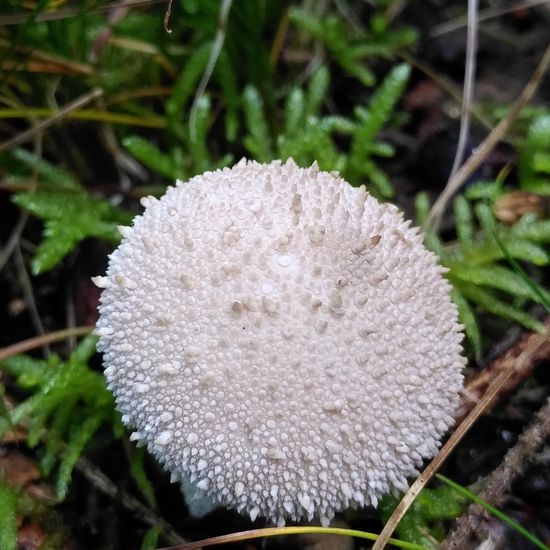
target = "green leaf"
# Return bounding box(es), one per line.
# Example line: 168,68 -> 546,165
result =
0,385 -> 14,433
128,445 -> 156,508
414,192 -> 430,226
490,226 -> 550,312
12,188 -> 129,274
289,8 -> 415,88
519,113 -> 550,191
277,122 -> 340,170
243,86 -> 273,162
357,63 -> 410,144
304,66 -> 330,119
188,95 -> 212,174
215,49 -> 239,142
450,288 -> 482,361
140,526 -> 161,550
71,335 -> 99,365
1,337 -> 114,493
449,263 -> 550,306
0,354 -> 53,388
41,401 -> 75,475
414,192 -> 443,255
123,135 -> 180,179
511,216 -> 550,243
454,281 -> 545,332
474,202 -> 496,237
504,239 -> 549,266
56,411 -> 105,499
0,483 -> 18,550
165,42 -> 211,122
453,195 -> 475,251
346,63 -> 410,190
464,180 -> 502,201
5,148 -> 79,190
380,485 -> 465,546
363,158 -> 394,198
283,87 -> 305,140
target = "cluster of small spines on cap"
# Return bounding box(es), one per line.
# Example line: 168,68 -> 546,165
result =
95,159 -> 464,527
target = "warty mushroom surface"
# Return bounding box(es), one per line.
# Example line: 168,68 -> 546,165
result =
94,158 -> 464,527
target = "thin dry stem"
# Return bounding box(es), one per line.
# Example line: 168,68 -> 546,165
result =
447,0 -> 478,188
424,43 -> 550,233
0,326 -> 94,362
456,317 -> 550,423
371,329 -> 550,550
75,457 -> 188,546
430,0 -> 550,37
0,88 -> 103,153
0,0 -> 167,25
0,208 -> 28,272
398,52 -> 493,132
13,245 -> 49,356
188,0 -> 233,142
163,0 -> 174,33
269,8 -> 290,66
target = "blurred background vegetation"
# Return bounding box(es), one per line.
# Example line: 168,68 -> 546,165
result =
0,1 -> 549,549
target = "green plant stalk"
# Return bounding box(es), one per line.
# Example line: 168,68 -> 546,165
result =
159,526 -> 431,550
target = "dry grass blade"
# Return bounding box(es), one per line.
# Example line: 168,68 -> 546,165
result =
371,329 -> 550,550
430,0 -> 550,37
0,107 -> 166,128
456,317 -> 550,423
424,42 -> 550,233
0,37 -> 96,76
163,0 -> 174,33
0,0 -> 168,26
398,51 -> 493,132
13,245 -> 48,355
0,88 -> 103,153
0,326 -> 94,362
446,0 -> 478,188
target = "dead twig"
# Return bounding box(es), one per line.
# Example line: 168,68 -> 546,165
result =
398,52 -> 493,134
447,0 -> 478,190
456,317 -> 550,424
371,328 -> 550,550
269,8 -> 290,66
0,88 -> 103,153
75,458 -> 188,546
430,0 -> 550,37
441,397 -> 550,549
163,0 -> 174,33
0,326 -> 93,362
0,0 -> 167,26
0,211 -> 28,272
424,43 -> 550,233
13,245 -> 49,357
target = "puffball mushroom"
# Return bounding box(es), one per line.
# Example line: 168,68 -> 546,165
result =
94,159 -> 464,527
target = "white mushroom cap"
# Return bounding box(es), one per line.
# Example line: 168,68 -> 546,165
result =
95,159 -> 464,527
